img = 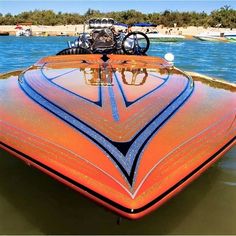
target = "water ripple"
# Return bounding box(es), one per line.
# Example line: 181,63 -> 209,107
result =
0,36 -> 236,84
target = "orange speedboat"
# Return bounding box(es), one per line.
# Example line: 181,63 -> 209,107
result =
0,19 -> 235,219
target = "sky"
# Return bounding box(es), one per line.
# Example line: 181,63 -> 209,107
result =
0,0 -> 236,15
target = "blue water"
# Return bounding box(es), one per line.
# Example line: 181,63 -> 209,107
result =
0,36 -> 235,83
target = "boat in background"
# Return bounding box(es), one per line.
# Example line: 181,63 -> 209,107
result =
15,24 -> 32,37
143,32 -> 185,42
225,33 -> 236,42
0,31 -> 10,36
195,31 -> 236,42
131,23 -> 185,42
1,18 -> 235,220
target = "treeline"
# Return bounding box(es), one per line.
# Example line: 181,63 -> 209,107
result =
0,5 -> 235,28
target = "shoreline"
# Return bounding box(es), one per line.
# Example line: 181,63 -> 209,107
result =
1,25 -> 236,37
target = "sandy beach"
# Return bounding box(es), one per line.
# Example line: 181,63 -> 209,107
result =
0,24 -> 236,37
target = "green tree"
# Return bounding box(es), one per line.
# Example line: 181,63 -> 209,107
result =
0,7 -> 235,28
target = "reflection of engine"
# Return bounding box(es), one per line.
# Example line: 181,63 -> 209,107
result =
121,68 -> 148,86
83,68 -> 114,86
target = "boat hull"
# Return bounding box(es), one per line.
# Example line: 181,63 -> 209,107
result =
194,36 -> 228,42
140,33 -> 185,42
149,37 -> 184,42
1,138 -> 234,219
0,32 -> 9,36
0,54 -> 235,219
226,37 -> 236,42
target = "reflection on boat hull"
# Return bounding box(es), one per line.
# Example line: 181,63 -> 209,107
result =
0,54 -> 235,219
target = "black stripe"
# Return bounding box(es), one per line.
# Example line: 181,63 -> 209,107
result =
1,136 -> 235,215
19,70 -> 193,185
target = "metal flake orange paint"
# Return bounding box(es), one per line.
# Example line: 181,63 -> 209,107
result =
0,54 -> 235,219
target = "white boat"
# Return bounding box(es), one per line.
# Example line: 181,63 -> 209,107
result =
137,32 -> 185,42
195,32 -> 236,42
147,32 -> 185,42
224,32 -> 236,42
133,22 -> 185,42
15,26 -> 32,37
